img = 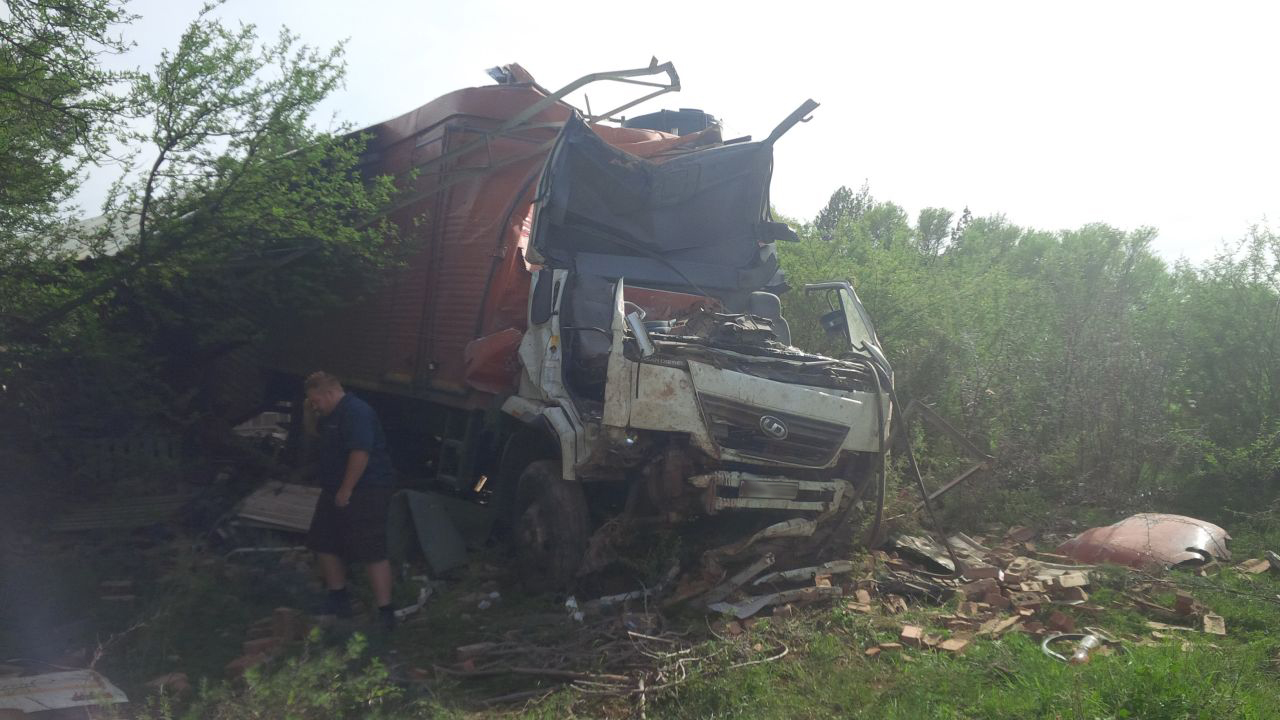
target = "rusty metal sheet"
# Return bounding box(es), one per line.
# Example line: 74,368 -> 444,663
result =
1055,513 -> 1231,569
236,482 -> 321,533
50,493 -> 189,532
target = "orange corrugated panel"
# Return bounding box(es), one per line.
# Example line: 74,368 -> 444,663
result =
268,82 -> 678,407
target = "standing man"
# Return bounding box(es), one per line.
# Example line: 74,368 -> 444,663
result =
303,371 -> 397,631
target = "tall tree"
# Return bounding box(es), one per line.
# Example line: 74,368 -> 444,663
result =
0,0 -> 132,270
1,2 -> 399,440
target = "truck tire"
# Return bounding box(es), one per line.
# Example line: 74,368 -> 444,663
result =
513,459 -> 589,593
492,429 -> 555,537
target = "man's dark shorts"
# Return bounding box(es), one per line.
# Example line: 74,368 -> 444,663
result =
306,486 -> 392,564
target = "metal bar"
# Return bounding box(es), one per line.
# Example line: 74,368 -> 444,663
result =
924,461 -> 988,503
707,585 -> 843,619
764,99 -> 819,145
412,59 -> 678,176
911,401 -> 993,461
752,560 -> 856,586
688,471 -> 841,493
712,497 -> 832,512
704,553 -> 776,604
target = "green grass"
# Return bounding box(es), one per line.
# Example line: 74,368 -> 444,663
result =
76,516 -> 1280,719
641,610 -> 1280,720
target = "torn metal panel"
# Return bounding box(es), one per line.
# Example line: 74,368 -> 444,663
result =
708,585 -> 843,619
707,518 -> 819,560
752,560 -> 855,586
1056,513 -> 1231,569
886,535 -> 956,573
704,553 -> 776,605
0,670 -> 128,712
236,482 -> 321,533
388,490 -> 469,575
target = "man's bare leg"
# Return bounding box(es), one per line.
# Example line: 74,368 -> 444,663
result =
366,559 -> 393,608
317,552 -> 348,590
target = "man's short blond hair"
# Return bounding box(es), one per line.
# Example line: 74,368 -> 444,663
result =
304,371 -> 342,392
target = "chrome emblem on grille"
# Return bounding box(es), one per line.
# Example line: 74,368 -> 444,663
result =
758,415 -> 789,440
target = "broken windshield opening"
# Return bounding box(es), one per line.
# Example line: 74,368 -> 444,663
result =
530,115 -> 786,303
788,282 -> 884,362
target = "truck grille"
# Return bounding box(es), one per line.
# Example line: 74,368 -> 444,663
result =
698,394 -> 848,466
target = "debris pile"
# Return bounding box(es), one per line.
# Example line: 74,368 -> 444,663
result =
843,516 -> 1271,661
424,615 -> 734,709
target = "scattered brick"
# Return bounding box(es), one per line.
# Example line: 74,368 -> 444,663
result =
224,653 -> 267,678
878,642 -> 904,652
855,589 -> 872,605
1004,557 -> 1037,584
143,672 -> 191,697
982,591 -> 1012,610
865,646 -> 882,658
814,574 -> 832,588
1203,613 -> 1227,636
1017,581 -> 1046,593
939,637 -> 969,654
272,607 -> 305,641
1053,572 -> 1089,588
961,564 -> 1001,581
899,625 -> 924,648
1006,526 -> 1036,543
245,623 -> 275,640
959,578 -> 999,598
1050,586 -> 1089,603
242,636 -> 282,657
1046,611 -> 1075,633
978,615 -> 1022,636
1007,591 -> 1046,610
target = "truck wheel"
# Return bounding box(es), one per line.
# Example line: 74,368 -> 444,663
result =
513,459 -> 589,593
492,430 -> 554,538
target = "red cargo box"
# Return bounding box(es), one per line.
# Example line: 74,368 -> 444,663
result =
266,82 -> 698,409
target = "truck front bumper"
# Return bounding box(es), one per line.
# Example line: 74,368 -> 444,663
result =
688,471 -> 849,514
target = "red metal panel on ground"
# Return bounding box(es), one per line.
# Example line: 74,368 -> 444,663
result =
267,81 -> 693,408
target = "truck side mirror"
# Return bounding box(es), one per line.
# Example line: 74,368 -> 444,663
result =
820,309 -> 846,337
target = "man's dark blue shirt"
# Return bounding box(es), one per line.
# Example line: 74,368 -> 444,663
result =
317,393 -> 394,490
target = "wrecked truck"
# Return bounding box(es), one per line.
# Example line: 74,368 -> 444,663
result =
258,60 -> 893,592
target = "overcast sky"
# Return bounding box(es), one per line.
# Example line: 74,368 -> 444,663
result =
81,0 -> 1279,263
